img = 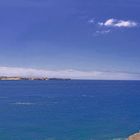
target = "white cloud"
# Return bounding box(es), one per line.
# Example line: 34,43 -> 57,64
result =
98,18 -> 138,28
88,18 -> 95,24
95,30 -> 111,35
0,67 -> 140,80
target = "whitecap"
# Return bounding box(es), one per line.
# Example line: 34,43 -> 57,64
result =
13,102 -> 35,105
112,138 -> 127,140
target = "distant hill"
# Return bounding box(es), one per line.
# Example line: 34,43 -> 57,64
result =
0,76 -> 48,80
0,76 -> 71,81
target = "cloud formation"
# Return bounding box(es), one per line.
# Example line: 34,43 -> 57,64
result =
98,18 -> 138,28
88,18 -> 95,24
95,30 -> 111,35
0,67 -> 140,80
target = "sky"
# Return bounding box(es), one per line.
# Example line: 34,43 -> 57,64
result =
0,0 -> 140,79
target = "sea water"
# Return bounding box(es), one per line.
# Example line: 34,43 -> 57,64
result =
0,80 -> 140,140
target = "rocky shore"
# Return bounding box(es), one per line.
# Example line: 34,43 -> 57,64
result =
128,132 -> 140,140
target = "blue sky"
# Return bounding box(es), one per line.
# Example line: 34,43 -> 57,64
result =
0,0 -> 140,79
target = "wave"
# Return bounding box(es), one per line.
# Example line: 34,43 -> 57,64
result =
112,138 -> 127,140
13,102 -> 35,105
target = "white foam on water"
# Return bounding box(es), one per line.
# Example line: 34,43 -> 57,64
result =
112,138 -> 127,140
13,102 -> 35,105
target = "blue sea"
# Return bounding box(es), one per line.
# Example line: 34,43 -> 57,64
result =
0,80 -> 140,140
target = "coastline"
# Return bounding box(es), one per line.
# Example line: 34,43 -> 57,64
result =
0,76 -> 71,81
128,132 -> 140,140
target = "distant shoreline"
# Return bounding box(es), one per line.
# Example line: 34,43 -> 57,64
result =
0,76 -> 71,81
0,76 -> 140,81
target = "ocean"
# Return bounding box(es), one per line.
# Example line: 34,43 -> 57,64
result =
0,80 -> 140,140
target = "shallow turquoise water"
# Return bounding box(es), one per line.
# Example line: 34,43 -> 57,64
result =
0,80 -> 140,140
